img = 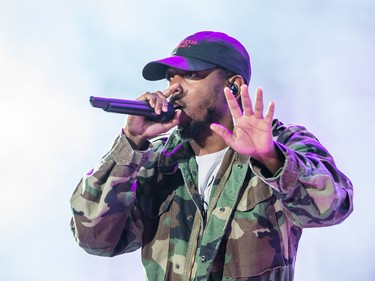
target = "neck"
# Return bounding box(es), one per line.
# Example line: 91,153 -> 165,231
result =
190,134 -> 228,156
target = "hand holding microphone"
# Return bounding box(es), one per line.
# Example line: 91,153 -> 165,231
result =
90,85 -> 182,149
89,84 -> 182,123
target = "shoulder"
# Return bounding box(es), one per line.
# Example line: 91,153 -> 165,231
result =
272,119 -> 317,142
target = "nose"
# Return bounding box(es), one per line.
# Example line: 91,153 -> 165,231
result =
168,76 -> 183,95
168,83 -> 183,104
169,86 -> 183,103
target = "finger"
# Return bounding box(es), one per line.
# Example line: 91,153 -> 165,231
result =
139,92 -> 157,112
240,85 -> 254,116
153,91 -> 168,114
160,109 -> 181,130
264,100 -> 275,124
163,83 -> 180,98
224,87 -> 242,119
142,92 -> 163,114
254,87 -> 264,119
162,83 -> 181,112
210,123 -> 234,146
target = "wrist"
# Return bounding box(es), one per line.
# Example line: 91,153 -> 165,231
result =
255,143 -> 285,176
123,128 -> 148,150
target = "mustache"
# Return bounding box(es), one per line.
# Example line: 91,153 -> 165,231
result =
168,94 -> 185,109
168,91 -> 187,103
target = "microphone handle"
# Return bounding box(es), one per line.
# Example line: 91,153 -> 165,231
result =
89,96 -> 175,122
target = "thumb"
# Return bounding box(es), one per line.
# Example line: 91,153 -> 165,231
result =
210,123 -> 233,145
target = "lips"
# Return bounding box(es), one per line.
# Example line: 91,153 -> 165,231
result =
170,99 -> 188,124
169,95 -> 184,110
174,104 -> 184,110
171,99 -> 184,110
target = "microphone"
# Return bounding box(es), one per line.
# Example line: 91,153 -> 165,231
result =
89,96 -> 176,122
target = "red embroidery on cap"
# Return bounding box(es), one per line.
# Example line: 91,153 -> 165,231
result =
176,40 -> 199,48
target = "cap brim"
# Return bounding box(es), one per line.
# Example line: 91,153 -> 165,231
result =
142,55 -> 217,81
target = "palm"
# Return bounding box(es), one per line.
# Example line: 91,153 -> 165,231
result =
231,114 -> 273,157
211,86 -> 275,161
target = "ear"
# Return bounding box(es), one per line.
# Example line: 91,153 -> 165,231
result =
227,75 -> 245,98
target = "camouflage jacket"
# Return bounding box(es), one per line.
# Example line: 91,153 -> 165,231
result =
70,119 -> 353,281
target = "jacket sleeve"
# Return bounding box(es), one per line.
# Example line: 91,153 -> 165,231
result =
251,120 -> 354,228
70,132 -> 155,257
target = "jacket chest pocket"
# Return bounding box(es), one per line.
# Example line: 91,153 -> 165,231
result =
223,176 -> 285,278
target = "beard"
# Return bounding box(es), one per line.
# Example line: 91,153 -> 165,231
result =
176,106 -> 222,147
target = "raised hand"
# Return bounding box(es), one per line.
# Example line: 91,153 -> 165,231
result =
210,85 -> 283,174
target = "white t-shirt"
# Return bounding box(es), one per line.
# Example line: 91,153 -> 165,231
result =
195,147 -> 229,210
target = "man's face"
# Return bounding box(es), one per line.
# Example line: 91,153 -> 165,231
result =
166,67 -> 229,145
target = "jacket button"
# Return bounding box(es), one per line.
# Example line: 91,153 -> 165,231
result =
201,255 -> 207,262
187,215 -> 194,221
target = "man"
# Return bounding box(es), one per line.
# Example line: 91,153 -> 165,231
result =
70,31 -> 353,281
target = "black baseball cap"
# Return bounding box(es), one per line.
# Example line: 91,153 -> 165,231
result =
142,31 -> 251,84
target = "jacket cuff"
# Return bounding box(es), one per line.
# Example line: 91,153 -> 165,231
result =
250,142 -> 300,194
109,131 -> 152,166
